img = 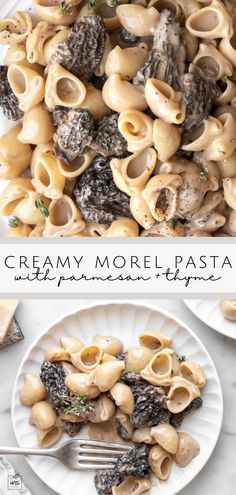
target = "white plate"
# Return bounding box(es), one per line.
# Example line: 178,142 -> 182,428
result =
184,300 -> 236,340
12,302 -> 223,495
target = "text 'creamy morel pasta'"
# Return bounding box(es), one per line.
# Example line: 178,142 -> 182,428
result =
20,329 -> 204,493
1,0 -> 236,236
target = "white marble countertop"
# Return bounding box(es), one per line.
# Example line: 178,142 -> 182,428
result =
0,299 -> 235,495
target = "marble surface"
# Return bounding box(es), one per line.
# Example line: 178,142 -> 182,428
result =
0,299 -> 235,495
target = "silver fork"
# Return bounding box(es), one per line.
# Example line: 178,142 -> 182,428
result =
0,439 -> 131,470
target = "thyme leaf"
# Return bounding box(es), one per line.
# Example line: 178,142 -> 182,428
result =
171,217 -> 179,230
108,0 -> 121,6
8,216 -> 20,228
59,1 -> 72,13
175,352 -> 186,363
88,0 -> 99,7
61,393 -> 96,416
35,198 -> 49,218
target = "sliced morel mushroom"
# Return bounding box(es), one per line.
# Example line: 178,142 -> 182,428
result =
94,469 -> 121,495
92,113 -> 127,157
73,155 -> 132,224
115,444 -> 151,478
0,66 -> 23,121
51,14 -> 106,80
181,64 -> 220,132
170,397 -> 203,428
54,108 -> 95,163
133,9 -> 186,90
63,421 -> 86,437
40,361 -> 69,414
52,106 -> 69,127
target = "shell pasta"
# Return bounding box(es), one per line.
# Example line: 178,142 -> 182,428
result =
20,329 -> 204,492
1,0 -> 236,236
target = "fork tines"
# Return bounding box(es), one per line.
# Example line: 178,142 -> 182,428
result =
77,439 -> 131,470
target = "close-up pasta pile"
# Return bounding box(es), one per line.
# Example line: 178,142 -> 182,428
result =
19,330 -> 205,493
1,0 -> 236,237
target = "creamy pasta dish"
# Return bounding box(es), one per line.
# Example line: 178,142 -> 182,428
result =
20,330 -> 205,493
1,0 -> 236,237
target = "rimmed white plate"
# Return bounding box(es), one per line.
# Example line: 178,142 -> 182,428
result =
184,300 -> 236,340
12,302 -> 223,495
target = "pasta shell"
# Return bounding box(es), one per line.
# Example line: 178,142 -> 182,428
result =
8,64 -> 45,112
111,148 -> 156,196
33,0 -> 78,25
149,445 -> 172,480
20,374 -> 46,407
151,424 -> 178,454
102,74 -> 147,113
166,376 -> 201,413
88,360 -> 125,392
0,12 -> 32,45
112,476 -> 151,495
45,64 -> 86,110
0,126 -> 32,180
43,195 -> 85,237
71,345 -> 103,372
116,4 -> 160,36
186,0 -> 233,39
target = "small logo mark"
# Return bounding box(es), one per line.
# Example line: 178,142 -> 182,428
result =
8,473 -> 22,490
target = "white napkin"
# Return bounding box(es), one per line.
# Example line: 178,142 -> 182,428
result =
0,457 -> 31,495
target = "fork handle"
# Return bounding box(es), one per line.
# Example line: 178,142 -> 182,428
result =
0,446 -> 57,457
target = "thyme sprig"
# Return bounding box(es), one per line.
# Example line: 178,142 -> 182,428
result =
35,198 -> 49,218
61,393 -> 96,416
8,216 -> 20,228
59,1 -> 72,13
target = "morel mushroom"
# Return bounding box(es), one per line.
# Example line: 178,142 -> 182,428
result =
131,383 -> 171,427
54,108 -> 95,163
40,361 -> 69,414
170,396 -> 203,428
181,64 -> 220,132
115,444 -> 151,478
94,469 -> 121,495
73,156 -> 132,224
133,9 -> 186,91
92,113 -> 127,157
52,106 -> 69,126
0,66 -> 23,121
63,421 -> 86,437
51,14 -> 106,81
94,445 -> 150,495
120,371 -> 170,427
119,28 -> 138,47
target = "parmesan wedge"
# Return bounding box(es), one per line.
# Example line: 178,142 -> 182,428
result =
0,300 -> 19,343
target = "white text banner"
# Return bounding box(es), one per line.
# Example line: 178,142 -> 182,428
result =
0,241 -> 234,296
